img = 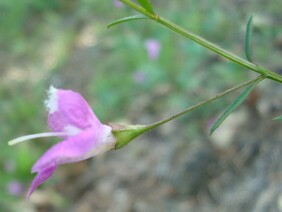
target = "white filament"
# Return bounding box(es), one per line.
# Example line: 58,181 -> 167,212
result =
8,132 -> 69,146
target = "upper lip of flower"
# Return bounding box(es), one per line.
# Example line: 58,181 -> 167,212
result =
8,86 -> 116,199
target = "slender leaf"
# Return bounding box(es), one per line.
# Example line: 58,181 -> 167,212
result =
210,81 -> 259,135
137,0 -> 154,14
245,15 -> 253,62
273,115 -> 282,121
107,15 -> 149,28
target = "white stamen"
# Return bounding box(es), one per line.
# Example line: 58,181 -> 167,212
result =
8,132 -> 69,146
44,85 -> 58,114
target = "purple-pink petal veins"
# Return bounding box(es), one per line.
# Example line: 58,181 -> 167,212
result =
56,89 -> 98,129
27,125 -> 115,198
32,126 -> 113,172
46,86 -> 101,134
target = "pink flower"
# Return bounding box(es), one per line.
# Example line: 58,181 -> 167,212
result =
145,39 -> 161,60
133,70 -> 146,84
9,86 -> 116,199
7,181 -> 24,196
113,0 -> 123,8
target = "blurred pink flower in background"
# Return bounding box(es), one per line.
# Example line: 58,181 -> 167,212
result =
4,160 -> 16,173
113,0 -> 123,8
133,70 -> 146,84
7,181 -> 24,196
145,39 -> 161,60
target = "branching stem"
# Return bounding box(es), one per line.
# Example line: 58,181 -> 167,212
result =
119,0 -> 282,83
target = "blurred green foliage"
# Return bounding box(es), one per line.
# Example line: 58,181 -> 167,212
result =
0,0 -> 281,210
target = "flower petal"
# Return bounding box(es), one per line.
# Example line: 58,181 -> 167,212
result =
46,87 -> 101,133
32,125 -> 115,173
26,165 -> 56,199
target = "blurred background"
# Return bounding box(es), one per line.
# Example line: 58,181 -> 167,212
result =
1,0 -> 282,211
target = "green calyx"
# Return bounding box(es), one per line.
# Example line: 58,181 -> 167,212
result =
110,124 -> 149,149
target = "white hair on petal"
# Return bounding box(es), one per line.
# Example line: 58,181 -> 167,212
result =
44,85 -> 58,114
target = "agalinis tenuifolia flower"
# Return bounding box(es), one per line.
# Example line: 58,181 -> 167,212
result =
9,86 -> 116,199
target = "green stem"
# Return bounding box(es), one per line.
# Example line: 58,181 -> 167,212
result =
119,0 -> 282,83
113,75 -> 265,149
144,75 -> 265,131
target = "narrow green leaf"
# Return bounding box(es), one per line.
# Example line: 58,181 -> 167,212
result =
245,15 -> 253,62
210,81 -> 259,135
107,15 -> 149,28
273,115 -> 282,121
137,0 -> 154,14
